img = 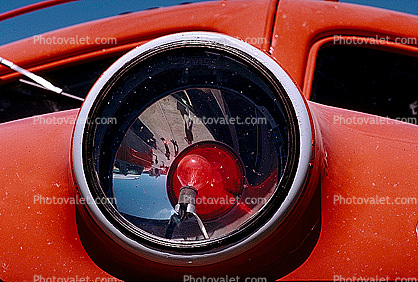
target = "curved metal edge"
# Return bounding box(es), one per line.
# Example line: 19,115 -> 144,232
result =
72,31 -> 313,266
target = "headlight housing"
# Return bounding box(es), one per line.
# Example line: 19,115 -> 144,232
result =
72,32 -> 313,266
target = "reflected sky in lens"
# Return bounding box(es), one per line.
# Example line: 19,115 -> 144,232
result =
113,174 -> 175,220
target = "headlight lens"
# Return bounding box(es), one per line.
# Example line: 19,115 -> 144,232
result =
72,32 -> 312,265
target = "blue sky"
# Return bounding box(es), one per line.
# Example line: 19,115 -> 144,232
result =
0,0 -> 208,46
0,0 -> 417,46
342,0 -> 418,15
113,175 -> 174,220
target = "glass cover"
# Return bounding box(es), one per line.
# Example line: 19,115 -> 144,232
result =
111,87 -> 286,241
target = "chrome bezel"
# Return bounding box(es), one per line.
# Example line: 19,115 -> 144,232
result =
72,32 -> 312,266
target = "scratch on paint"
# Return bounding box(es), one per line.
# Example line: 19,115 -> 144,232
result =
16,173 -> 22,181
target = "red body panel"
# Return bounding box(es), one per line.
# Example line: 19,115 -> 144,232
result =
0,0 -> 276,82
284,103 -> 418,280
271,0 -> 418,90
0,0 -> 417,280
0,110 -> 114,280
1,104 -> 416,280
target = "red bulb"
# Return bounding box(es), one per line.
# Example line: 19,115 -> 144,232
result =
176,154 -> 212,190
167,141 -> 245,221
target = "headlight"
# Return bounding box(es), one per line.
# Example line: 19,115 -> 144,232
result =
72,32 -> 313,266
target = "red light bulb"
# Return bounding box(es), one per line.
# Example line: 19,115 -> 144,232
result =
176,154 -> 212,190
167,141 -> 245,221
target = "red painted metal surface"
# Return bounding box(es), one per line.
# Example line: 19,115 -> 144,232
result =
270,0 -> 418,92
0,0 -> 80,22
0,0 -> 276,82
0,110 -> 115,280
0,110 -> 318,280
1,103 -> 416,280
0,0 -> 417,280
282,102 -> 418,280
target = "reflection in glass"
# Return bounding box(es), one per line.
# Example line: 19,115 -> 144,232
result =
112,87 -> 284,241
